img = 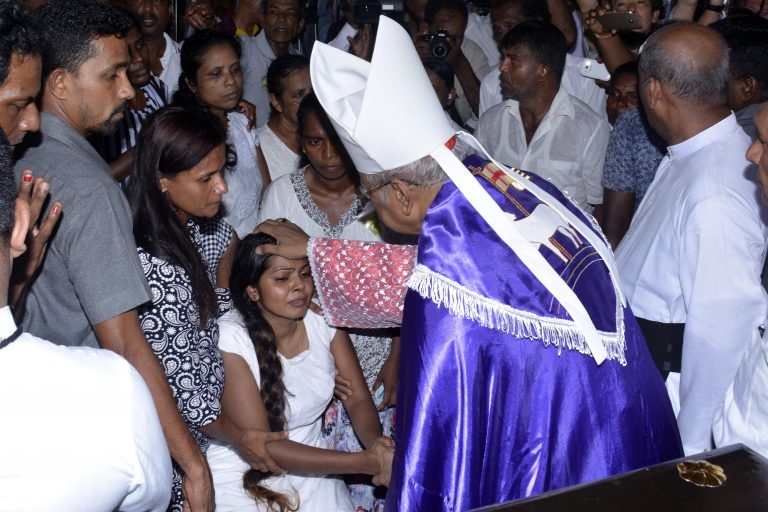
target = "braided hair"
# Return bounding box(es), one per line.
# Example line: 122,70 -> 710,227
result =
230,233 -> 297,511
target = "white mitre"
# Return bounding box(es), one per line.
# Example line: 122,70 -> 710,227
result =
310,16 -> 455,174
310,16 -> 627,365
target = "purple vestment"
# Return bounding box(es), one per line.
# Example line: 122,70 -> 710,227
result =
385,155 -> 682,511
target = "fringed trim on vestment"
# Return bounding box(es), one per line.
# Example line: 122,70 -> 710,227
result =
406,264 -> 627,365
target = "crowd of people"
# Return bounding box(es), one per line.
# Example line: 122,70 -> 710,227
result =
1,0 -> 767,510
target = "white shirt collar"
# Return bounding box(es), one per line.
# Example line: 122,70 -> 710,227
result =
0,306 -> 17,340
503,87 -> 574,122
667,113 -> 738,161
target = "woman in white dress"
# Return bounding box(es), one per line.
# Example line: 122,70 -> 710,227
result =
258,93 -> 398,511
255,55 -> 311,181
172,29 -> 270,239
207,234 -> 393,512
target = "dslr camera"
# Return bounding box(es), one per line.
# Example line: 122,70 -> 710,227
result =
417,30 -> 452,59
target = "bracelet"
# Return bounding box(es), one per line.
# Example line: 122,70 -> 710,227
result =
705,2 -> 724,12
595,32 -> 615,39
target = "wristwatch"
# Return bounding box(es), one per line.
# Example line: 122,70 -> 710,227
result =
705,2 -> 725,12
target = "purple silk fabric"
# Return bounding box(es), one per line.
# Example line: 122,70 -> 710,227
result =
385,155 -> 682,511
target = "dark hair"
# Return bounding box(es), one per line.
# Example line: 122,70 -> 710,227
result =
423,58 -> 455,90
35,0 -> 133,79
296,92 -> 357,181
613,60 -> 639,80
231,233 -> 296,512
501,20 -> 566,82
173,29 -> 242,109
493,0 -> 552,24
261,0 -> 304,17
265,54 -> 309,119
711,14 -> 768,97
0,0 -> 42,86
128,106 -> 229,326
0,129 -> 13,242
424,0 -> 469,26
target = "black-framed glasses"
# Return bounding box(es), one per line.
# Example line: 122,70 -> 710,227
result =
359,180 -> 393,201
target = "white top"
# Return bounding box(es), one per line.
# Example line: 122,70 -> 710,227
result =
159,32 -> 182,98
615,113 -> 768,455
258,168 -> 378,242
713,316 -> 768,458
454,37 -> 490,127
478,53 -> 608,122
475,87 -> 610,209
465,12 -> 499,68
223,111 -> 264,238
207,310 -> 354,511
0,306 -> 172,512
255,123 -> 301,181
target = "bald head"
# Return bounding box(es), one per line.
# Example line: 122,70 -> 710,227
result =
639,22 -> 729,105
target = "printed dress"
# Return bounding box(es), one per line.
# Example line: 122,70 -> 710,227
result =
137,217 -> 234,512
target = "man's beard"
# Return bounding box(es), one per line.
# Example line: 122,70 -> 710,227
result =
85,102 -> 128,136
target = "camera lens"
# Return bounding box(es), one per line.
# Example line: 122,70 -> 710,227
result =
431,41 -> 449,59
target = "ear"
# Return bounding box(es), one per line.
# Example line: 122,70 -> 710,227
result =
741,75 -> 759,103
297,17 -> 305,33
10,199 -> 30,260
419,21 -> 429,34
643,76 -> 662,111
46,69 -> 69,101
269,93 -> 283,114
390,179 -> 414,216
184,76 -> 197,95
159,173 -> 169,193
537,63 -> 550,83
246,284 -> 260,302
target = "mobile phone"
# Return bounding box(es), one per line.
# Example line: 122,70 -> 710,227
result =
579,58 -> 611,81
597,11 -> 643,32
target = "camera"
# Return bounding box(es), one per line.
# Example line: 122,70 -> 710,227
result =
416,30 -> 452,59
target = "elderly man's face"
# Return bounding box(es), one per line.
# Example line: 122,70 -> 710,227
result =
0,53 -> 41,146
747,104 -> 768,203
261,0 -> 304,45
491,2 -> 526,44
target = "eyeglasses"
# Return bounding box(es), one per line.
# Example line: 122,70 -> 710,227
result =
359,180 -> 393,201
360,179 -> 421,202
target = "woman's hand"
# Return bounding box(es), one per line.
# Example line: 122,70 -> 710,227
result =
333,369 -> 353,401
11,170 -> 62,311
370,436 -> 395,486
235,428 -> 289,474
235,99 -> 257,130
254,219 -> 311,259
372,336 -> 400,411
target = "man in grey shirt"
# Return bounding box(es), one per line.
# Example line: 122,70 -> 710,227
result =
15,1 -> 216,509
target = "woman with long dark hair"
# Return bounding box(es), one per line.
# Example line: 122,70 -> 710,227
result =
206,233 -> 393,512
129,106 -> 282,511
173,29 -> 269,239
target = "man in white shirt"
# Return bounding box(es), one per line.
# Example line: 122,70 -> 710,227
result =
712,101 -> 768,458
0,127 -> 172,510
477,0 -> 606,118
125,0 -> 181,96
240,0 -> 304,127
476,20 -> 609,211
616,23 -> 768,456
